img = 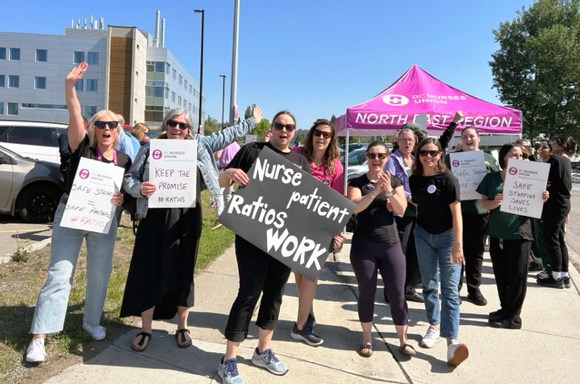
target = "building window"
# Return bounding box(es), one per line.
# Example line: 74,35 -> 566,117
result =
75,79 -> 84,91
8,75 -> 19,88
35,77 -> 47,89
36,49 -> 48,62
0,102 -> 4,114
155,61 -> 165,73
171,91 -> 175,102
7,102 -> 18,115
165,87 -> 169,99
0,48 -> 5,60
86,79 -> 98,91
87,52 -> 99,65
73,51 -> 85,64
166,63 -> 170,75
9,48 -> 20,60
83,105 -> 97,118
172,69 -> 176,80
179,75 -> 182,85
178,96 -> 182,106
0,75 -> 5,88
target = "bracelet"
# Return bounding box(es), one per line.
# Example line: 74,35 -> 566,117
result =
385,190 -> 395,197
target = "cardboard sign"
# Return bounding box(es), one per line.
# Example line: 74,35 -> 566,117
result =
60,157 -> 124,233
500,158 -> 550,219
148,139 -> 197,208
219,146 -> 355,281
449,151 -> 487,201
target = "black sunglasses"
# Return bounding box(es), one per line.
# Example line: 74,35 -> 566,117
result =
419,149 -> 440,157
167,119 -> 190,130
94,121 -> 119,129
366,153 -> 388,160
273,122 -> 296,132
313,129 -> 332,139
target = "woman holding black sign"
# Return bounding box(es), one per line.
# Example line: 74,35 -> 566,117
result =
477,143 -> 549,328
348,141 -> 415,358
119,106 -> 262,352
217,111 -> 314,384
290,118 -> 344,347
26,62 -> 130,363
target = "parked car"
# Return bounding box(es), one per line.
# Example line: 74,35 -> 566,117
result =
572,172 -> 580,183
0,120 -> 67,164
0,144 -> 64,222
347,148 -> 368,181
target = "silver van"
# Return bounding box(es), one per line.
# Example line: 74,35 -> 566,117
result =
0,121 -> 67,164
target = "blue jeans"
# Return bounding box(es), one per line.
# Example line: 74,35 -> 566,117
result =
414,225 -> 461,339
30,199 -> 118,334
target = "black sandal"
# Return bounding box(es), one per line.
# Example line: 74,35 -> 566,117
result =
175,328 -> 192,348
131,332 -> 151,352
358,342 -> 373,357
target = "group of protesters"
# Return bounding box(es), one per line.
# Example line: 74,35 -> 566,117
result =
24,62 -> 577,384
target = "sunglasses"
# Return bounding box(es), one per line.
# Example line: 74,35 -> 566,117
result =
313,129 -> 332,139
419,149 -> 440,157
366,153 -> 388,160
94,121 -> 119,129
273,122 -> 296,132
167,119 -> 190,130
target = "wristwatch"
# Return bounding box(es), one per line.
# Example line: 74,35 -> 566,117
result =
385,190 -> 395,197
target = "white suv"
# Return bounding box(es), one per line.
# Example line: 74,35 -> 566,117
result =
0,121 -> 67,164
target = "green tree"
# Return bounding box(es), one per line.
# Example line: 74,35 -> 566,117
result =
252,118 -> 271,140
490,0 -> 580,142
203,115 -> 220,135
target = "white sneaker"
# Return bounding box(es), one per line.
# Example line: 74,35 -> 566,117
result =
447,342 -> 469,367
82,322 -> 106,341
26,338 -> 46,363
419,325 -> 441,348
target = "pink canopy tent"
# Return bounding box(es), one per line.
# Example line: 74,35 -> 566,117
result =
335,64 -> 522,136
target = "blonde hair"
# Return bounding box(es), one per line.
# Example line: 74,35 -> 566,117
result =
86,109 -> 122,148
132,122 -> 149,141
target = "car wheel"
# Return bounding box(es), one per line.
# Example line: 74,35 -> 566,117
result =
17,183 -> 63,223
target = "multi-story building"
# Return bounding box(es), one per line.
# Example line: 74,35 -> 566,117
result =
0,13 -> 203,132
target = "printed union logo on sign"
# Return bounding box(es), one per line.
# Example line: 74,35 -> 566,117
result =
452,160 -> 460,167
509,167 -> 518,175
382,94 -> 409,106
152,149 -> 163,160
79,169 -> 90,179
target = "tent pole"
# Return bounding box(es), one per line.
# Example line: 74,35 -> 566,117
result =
344,128 -> 351,196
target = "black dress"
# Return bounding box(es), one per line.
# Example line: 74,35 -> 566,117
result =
120,169 -> 202,320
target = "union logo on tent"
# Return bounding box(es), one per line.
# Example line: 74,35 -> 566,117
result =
382,94 -> 409,106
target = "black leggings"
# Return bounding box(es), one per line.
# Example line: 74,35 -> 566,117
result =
350,237 -> 408,325
224,236 -> 291,342
543,212 -> 569,273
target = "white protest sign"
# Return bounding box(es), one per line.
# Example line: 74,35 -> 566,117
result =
500,158 -> 550,219
148,139 -> 197,208
60,157 -> 124,233
449,151 -> 487,201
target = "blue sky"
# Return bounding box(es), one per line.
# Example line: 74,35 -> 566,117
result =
1,0 -> 535,129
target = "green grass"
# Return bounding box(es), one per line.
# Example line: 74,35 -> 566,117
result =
0,189 -> 234,384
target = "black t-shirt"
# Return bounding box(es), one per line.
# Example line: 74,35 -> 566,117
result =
66,135 -> 132,194
543,155 -> 572,218
409,170 -> 460,234
348,174 -> 402,243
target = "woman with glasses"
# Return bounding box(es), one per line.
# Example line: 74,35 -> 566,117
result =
119,105 -> 262,352
217,111 -> 311,383
348,141 -> 414,358
477,143 -> 549,329
26,62 -> 131,363
409,138 -> 468,367
290,118 -> 344,347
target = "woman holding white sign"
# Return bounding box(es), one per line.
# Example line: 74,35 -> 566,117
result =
477,142 -> 549,328
26,62 -> 131,363
290,118 -> 344,347
348,141 -> 414,358
120,106 -> 262,352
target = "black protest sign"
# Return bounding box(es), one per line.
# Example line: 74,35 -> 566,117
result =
219,146 -> 355,281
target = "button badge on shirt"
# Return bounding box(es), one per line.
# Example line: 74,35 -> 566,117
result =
427,184 -> 436,194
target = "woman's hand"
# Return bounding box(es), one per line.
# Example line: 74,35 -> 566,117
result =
542,190 -> 549,202
66,62 -> 87,84
140,181 -> 157,197
378,171 -> 392,194
332,233 -> 344,253
226,168 -> 250,186
451,243 -> 464,265
111,192 -> 124,206
252,105 -> 263,124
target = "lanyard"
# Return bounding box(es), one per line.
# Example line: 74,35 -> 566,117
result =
96,147 -> 118,165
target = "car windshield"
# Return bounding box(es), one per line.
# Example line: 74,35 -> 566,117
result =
348,149 -> 367,166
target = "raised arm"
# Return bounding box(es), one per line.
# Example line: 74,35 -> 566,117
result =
65,62 -> 88,152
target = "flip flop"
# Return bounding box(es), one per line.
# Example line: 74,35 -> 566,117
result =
131,332 -> 151,352
399,343 -> 417,357
175,328 -> 192,348
358,342 -> 373,358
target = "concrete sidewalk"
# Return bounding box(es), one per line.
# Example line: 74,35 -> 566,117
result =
45,234 -> 580,384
